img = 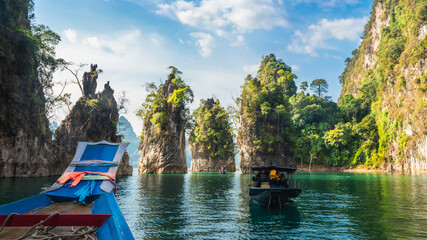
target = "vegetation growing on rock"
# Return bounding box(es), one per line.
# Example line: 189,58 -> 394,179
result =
189,98 -> 235,159
0,0 -> 56,177
137,66 -> 193,136
137,67 -> 193,174
53,64 -> 133,175
189,98 -> 235,172
290,91 -> 343,168
337,0 -> 427,171
237,54 -> 297,173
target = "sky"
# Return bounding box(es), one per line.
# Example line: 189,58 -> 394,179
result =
33,0 -> 373,134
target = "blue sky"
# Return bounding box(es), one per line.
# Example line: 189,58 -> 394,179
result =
34,0 -> 373,133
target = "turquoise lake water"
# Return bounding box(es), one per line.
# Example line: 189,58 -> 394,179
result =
1,171 -> 427,239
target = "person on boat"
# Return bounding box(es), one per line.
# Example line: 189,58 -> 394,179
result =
253,172 -> 261,187
280,173 -> 288,188
269,169 -> 280,187
260,170 -> 268,182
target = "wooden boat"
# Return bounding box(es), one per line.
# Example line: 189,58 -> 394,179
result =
249,166 -> 302,208
0,141 -> 134,240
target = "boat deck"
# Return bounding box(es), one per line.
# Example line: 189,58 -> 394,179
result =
0,202 -> 96,239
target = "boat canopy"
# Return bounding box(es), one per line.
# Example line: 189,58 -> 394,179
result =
250,166 -> 297,173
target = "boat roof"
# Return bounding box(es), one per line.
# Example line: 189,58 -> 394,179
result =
250,166 -> 297,173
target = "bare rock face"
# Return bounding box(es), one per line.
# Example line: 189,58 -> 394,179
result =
189,143 -> 235,172
0,1 -> 56,177
238,119 -> 294,174
53,66 -> 132,175
83,64 -> 98,98
138,133 -> 187,174
138,71 -> 188,174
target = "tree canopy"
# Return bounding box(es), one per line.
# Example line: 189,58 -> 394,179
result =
189,98 -> 235,159
238,54 -> 296,155
310,79 -> 328,98
137,67 -> 193,135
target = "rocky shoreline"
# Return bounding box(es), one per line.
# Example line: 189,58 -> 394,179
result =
296,163 -> 427,174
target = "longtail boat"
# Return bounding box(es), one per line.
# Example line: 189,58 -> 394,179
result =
0,141 -> 134,239
249,166 -> 302,208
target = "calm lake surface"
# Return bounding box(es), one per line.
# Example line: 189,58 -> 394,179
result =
1,170 -> 427,239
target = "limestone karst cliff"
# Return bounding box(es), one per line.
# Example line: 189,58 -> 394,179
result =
0,0 -> 55,177
138,67 -> 193,174
237,54 -> 297,173
117,116 -> 140,167
53,64 -> 133,175
189,98 -> 236,172
339,0 -> 427,172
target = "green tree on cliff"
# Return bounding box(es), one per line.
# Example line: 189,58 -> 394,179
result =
238,54 -> 296,155
137,66 -> 193,135
189,98 -> 235,159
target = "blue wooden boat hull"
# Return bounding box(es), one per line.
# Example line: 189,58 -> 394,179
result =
0,141 -> 134,239
0,192 -> 133,239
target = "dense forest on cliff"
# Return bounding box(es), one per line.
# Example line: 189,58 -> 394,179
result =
237,54 -> 297,172
238,54 -> 297,154
189,98 -> 235,159
137,66 -> 193,137
234,53 -> 375,169
337,0 -> 426,170
0,0 -> 61,177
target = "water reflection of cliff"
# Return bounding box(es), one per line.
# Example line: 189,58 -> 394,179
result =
297,172 -> 427,239
180,172 -> 239,238
137,174 -> 188,239
343,173 -> 427,239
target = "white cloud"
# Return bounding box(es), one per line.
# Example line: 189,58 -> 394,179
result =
243,64 -> 259,74
149,33 -> 163,44
231,35 -> 245,47
82,30 -> 140,55
63,28 -> 77,43
291,65 -> 300,71
190,32 -> 214,57
156,0 -> 288,33
287,17 -> 368,56
156,0 -> 287,60
216,29 -> 226,37
292,0 -> 359,7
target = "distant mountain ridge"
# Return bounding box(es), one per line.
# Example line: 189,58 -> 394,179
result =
117,116 -> 140,167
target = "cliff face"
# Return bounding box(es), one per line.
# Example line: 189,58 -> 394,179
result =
0,0 -> 56,177
237,54 -> 297,173
54,65 -> 133,175
189,144 -> 235,172
238,119 -> 295,173
340,0 -> 427,172
189,98 -> 236,172
138,68 -> 191,174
